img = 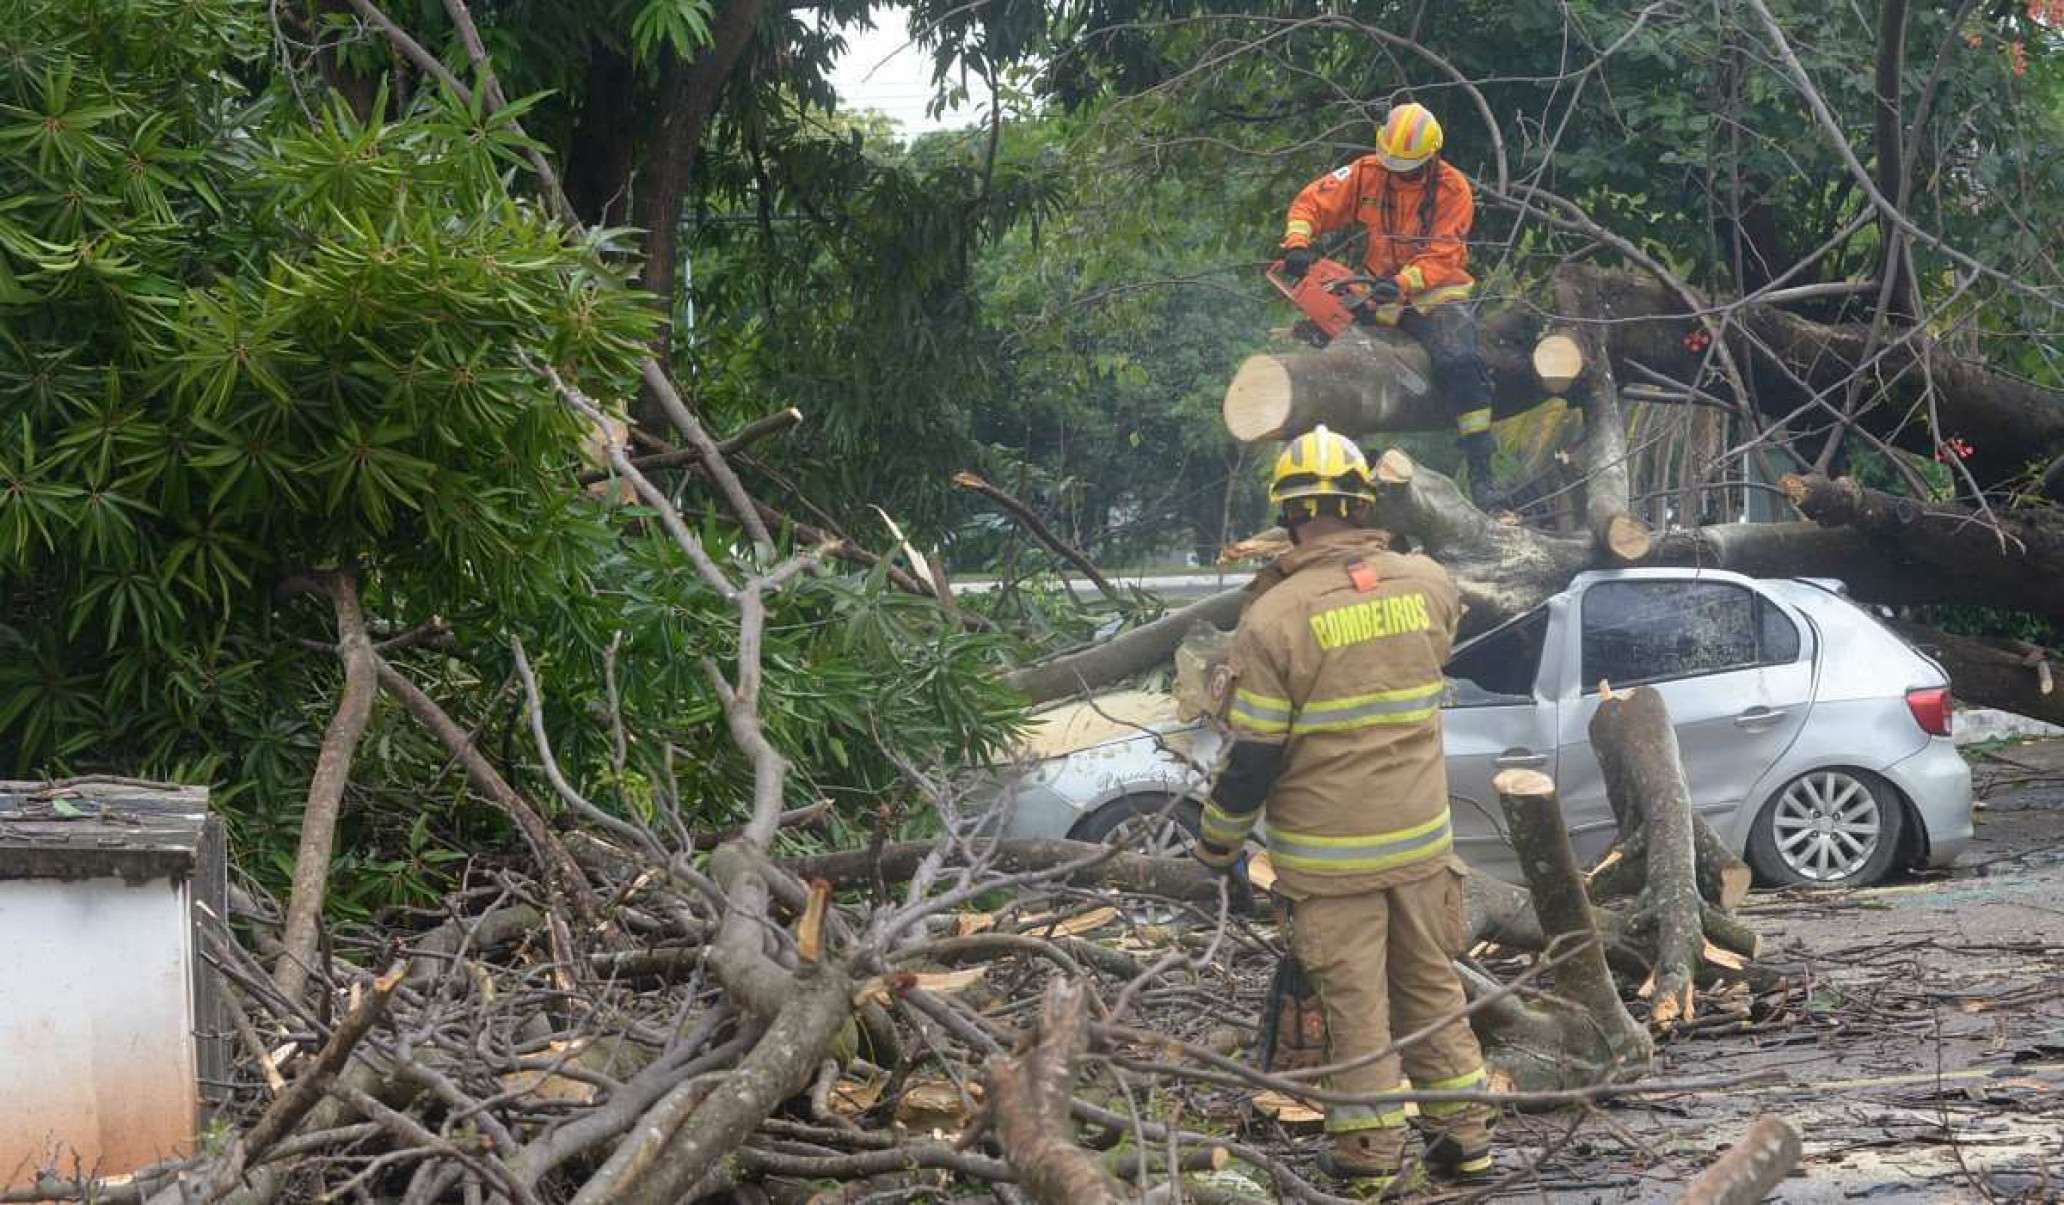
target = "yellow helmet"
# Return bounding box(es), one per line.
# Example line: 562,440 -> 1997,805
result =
1270,425 -> 1375,509
1376,102 -> 1443,171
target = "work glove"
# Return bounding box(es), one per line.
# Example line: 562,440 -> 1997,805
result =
1280,246 -> 1318,280
1365,276 -> 1403,306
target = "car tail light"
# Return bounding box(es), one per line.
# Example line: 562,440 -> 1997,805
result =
1906,686 -> 1952,737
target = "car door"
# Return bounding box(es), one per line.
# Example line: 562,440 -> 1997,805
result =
1441,603 -> 1561,881
1554,576 -> 1815,859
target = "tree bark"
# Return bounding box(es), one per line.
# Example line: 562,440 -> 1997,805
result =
985,980 -> 1125,1205
1222,326 -> 1460,441
633,0 -> 767,431
1681,1115 -> 1803,1205
274,568 -> 379,1003
1891,622 -> 2060,727
1589,688 -> 1704,1029
1005,588 -> 1248,704
1482,769 -> 1653,1088
1783,473 -> 2064,626
563,40 -> 638,227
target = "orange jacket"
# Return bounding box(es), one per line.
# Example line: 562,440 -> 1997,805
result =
1283,156 -> 1476,307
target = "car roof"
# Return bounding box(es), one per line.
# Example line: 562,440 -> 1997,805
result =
1567,566 -> 1763,591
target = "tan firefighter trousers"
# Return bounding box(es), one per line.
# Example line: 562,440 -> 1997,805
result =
1287,862 -> 1488,1132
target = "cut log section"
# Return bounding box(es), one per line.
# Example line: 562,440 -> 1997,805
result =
1474,769 -> 1655,1090
1589,687 -> 1704,1030
1532,332 -> 1585,395
1222,327 -> 1445,442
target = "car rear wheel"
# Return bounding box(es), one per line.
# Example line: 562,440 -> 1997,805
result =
1746,768 -> 1905,888
1069,793 -> 1202,859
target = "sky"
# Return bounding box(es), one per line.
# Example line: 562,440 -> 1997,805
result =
828,9 -> 982,134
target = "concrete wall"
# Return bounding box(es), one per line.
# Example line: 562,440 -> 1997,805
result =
0,875 -> 198,1185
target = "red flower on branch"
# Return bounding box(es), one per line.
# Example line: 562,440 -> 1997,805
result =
1935,436 -> 1975,463
1683,328 -> 1713,353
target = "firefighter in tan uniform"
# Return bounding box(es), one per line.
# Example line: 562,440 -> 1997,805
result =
1193,426 -> 1496,1196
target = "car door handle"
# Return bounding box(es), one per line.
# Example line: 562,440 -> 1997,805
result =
1733,706 -> 1786,730
1494,749 -> 1548,769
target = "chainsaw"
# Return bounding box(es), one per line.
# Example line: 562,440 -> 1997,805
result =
1266,253 -> 1396,348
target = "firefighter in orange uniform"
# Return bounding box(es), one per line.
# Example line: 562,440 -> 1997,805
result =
1193,426 -> 1496,1195
1278,103 -> 1501,503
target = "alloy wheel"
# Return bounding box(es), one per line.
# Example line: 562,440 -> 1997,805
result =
1100,809 -> 1195,859
1771,770 -> 1883,882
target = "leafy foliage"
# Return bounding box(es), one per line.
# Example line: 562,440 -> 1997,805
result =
0,0 -> 1029,914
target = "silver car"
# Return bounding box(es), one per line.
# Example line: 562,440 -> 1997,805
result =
990,569 -> 1974,888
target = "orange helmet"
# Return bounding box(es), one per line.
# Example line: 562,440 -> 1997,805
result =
1376,103 -> 1443,171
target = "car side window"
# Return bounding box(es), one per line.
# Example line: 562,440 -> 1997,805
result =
1445,608 -> 1547,706
1582,580 -> 1794,689
1758,595 -> 1801,663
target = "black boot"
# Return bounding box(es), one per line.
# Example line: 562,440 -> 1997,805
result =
1460,433 -> 1501,509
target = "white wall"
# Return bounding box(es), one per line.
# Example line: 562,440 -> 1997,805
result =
0,876 -> 197,1185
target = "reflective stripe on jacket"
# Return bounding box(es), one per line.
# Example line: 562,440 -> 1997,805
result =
1282,157 -> 1476,309
1212,531 -> 1463,897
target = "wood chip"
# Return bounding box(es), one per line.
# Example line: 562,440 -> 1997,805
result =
828,1071 -> 887,1118
1701,940 -> 1748,971
1246,850 -> 1279,895
1024,905 -> 1120,938
1251,1090 -> 1324,1126
851,966 -> 989,1008
1585,846 -> 1625,883
499,1040 -> 597,1105
796,878 -> 831,963
913,967 -> 988,993
895,1077 -> 982,1132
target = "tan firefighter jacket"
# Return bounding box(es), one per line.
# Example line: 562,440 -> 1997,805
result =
1201,530 -> 1463,898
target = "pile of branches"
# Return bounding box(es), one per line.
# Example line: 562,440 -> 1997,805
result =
10,308 -> 1790,1205
19,733 -> 1789,1205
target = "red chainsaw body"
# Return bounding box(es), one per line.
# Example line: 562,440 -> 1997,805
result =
1266,255 -> 1370,343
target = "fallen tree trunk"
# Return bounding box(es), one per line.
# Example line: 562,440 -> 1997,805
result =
1004,587 -> 1246,705
1891,621 -> 2061,727
1223,325 -> 1459,440
1008,457 -> 2056,722
1223,265 -> 2064,497
1784,472 -> 2064,624
1590,687 -> 1707,1030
